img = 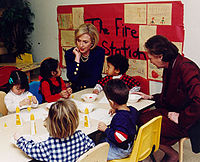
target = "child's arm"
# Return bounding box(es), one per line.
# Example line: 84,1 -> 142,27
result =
14,135 -> 49,161
41,81 -> 63,102
93,84 -> 102,94
4,94 -> 18,113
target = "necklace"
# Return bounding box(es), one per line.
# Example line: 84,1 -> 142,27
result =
80,54 -> 89,62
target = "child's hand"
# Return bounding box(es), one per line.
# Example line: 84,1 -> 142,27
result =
60,89 -> 72,99
109,108 -> 115,115
13,132 -> 21,141
67,87 -> 72,95
19,98 -> 30,107
98,122 -> 107,132
31,96 -> 37,104
133,92 -> 153,100
93,89 -> 99,94
60,90 -> 68,98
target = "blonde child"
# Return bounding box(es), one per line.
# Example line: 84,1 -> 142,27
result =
93,54 -> 140,94
39,58 -> 72,103
98,79 -> 138,160
13,99 -> 95,161
4,70 -> 38,114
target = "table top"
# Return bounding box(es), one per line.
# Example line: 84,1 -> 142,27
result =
0,88 -> 155,162
0,62 -> 40,72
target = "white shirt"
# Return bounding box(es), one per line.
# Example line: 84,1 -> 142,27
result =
4,90 -> 38,114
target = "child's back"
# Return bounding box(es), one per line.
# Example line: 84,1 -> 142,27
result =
14,99 -> 95,161
97,79 -> 138,160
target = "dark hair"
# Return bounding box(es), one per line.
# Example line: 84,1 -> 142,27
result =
145,35 -> 179,62
8,70 -> 29,91
103,79 -> 129,105
40,58 -> 59,79
107,54 -> 129,74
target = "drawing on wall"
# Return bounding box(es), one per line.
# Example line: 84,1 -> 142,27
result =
147,3 -> 172,25
139,25 -> 157,51
60,30 -> 75,47
72,7 -> 84,29
172,42 -> 183,54
57,1 -> 184,91
148,60 -> 163,81
127,59 -> 147,79
57,14 -> 73,29
124,4 -> 146,24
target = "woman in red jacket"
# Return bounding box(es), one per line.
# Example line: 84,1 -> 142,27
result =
136,35 -> 200,162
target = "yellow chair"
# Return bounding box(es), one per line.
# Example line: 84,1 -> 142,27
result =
16,53 -> 33,64
0,91 -> 8,116
76,142 -> 109,162
179,137 -> 189,162
108,115 -> 162,162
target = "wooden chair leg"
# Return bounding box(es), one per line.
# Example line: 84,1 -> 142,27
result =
179,137 -> 188,162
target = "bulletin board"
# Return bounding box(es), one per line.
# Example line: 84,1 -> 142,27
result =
57,1 -> 184,90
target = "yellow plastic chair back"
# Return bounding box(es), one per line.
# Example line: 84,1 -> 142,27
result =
0,91 -> 8,116
108,115 -> 162,162
16,53 -> 33,64
76,142 -> 109,162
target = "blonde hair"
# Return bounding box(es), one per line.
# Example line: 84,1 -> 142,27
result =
45,99 -> 79,138
75,23 -> 99,50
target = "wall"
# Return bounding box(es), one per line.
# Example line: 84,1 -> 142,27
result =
28,0 -> 200,94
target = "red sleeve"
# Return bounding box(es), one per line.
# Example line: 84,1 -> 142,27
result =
178,62 -> 200,128
132,76 -> 149,94
60,77 -> 67,90
41,81 -> 62,102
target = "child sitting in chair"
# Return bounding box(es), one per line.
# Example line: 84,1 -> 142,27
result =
97,79 -> 138,160
13,99 -> 95,161
4,70 -> 38,114
39,58 -> 72,103
93,54 -> 140,94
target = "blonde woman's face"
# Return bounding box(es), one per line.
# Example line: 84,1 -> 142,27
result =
76,34 -> 92,55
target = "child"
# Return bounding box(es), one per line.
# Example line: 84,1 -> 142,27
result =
93,54 -> 140,94
97,79 -> 138,160
4,70 -> 38,114
13,99 -> 95,162
39,58 -> 72,103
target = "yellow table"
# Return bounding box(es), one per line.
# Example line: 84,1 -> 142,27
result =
0,88 -> 155,161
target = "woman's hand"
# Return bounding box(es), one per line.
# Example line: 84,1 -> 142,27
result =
133,92 -> 153,100
98,122 -> 107,132
168,112 -> 179,124
73,47 -> 81,63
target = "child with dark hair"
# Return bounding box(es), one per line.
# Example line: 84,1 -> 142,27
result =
97,79 -> 138,160
39,58 -> 72,103
4,70 -> 38,113
93,54 -> 140,94
13,99 -> 95,161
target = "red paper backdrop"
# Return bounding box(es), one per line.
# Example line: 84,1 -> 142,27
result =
57,1 -> 184,94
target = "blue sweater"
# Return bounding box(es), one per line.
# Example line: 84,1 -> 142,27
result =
105,106 -> 138,150
65,46 -> 105,92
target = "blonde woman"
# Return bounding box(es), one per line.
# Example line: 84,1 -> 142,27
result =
14,99 -> 95,161
65,23 -> 105,92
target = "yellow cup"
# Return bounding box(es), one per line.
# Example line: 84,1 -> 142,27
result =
28,96 -> 32,101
